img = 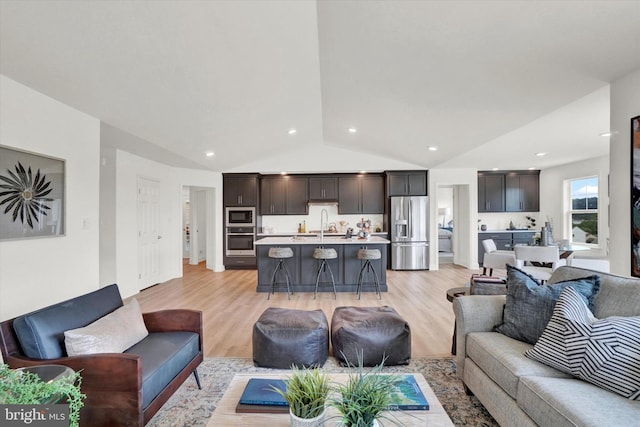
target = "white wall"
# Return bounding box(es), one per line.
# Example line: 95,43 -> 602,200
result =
227,144 -> 421,174
429,168 -> 479,270
540,155 -> 609,259
610,68 -> 640,275
0,76 -> 100,320
99,145 -> 117,285
110,150 -> 223,299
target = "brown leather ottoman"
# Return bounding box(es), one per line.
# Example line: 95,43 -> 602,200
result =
331,306 -> 411,366
252,307 -> 329,369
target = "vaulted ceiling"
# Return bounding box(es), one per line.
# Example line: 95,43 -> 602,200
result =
1,1 -> 638,172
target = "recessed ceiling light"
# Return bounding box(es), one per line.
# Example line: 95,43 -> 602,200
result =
360,170 -> 367,174
535,152 -> 547,157
280,171 -> 287,175
427,146 -> 438,151
528,167 -> 536,170
288,129 -> 297,135
348,127 -> 357,133
205,151 -> 214,157
492,168 -> 499,171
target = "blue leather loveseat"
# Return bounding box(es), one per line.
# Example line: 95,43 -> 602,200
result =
0,284 -> 203,426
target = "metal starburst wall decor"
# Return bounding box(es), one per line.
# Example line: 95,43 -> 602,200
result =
0,146 -> 65,240
0,162 -> 53,228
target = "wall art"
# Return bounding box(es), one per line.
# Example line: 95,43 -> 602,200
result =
0,146 -> 65,240
631,115 -> 640,276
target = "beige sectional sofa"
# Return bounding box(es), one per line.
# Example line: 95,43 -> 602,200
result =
453,266 -> 640,426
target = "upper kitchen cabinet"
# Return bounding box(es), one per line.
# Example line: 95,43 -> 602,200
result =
308,176 -> 338,201
338,174 -> 385,214
505,171 -> 540,212
223,173 -> 259,206
386,171 -> 428,196
478,172 -> 505,212
478,170 -> 540,213
260,175 -> 309,215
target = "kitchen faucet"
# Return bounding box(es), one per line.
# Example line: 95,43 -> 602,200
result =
320,208 -> 328,242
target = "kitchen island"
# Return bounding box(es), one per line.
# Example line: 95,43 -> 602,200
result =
255,236 -> 390,294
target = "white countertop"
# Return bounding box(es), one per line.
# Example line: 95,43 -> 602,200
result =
257,232 -> 388,237
478,229 -> 536,233
255,235 -> 390,245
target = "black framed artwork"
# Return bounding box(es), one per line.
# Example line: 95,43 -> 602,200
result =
631,115 -> 640,277
0,146 -> 65,241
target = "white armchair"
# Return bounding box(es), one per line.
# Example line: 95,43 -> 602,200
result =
481,239 -> 516,276
514,245 -> 565,282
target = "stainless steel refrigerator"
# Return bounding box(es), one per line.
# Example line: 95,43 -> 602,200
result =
390,196 -> 429,270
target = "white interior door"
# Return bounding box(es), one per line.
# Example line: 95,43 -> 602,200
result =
138,177 -> 160,288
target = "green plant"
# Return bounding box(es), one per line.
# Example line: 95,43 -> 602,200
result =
0,364 -> 86,427
271,365 -> 330,419
330,354 -> 397,427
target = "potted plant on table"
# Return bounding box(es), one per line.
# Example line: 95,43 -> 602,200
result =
330,354 -> 397,427
0,364 -> 86,427
271,365 -> 330,427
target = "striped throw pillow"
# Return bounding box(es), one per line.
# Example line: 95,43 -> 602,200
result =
525,287 -> 640,400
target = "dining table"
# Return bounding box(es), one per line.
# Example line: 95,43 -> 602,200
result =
556,243 -> 590,265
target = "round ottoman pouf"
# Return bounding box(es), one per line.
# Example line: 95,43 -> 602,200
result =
253,307 -> 329,369
331,306 -> 411,367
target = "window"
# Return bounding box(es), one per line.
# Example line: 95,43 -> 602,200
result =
569,176 -> 598,244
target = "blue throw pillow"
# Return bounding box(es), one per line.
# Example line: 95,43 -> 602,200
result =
493,265 -> 600,344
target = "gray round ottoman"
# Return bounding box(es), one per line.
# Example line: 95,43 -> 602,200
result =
253,307 -> 329,369
331,306 -> 411,367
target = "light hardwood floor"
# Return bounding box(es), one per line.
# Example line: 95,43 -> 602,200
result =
132,262 -> 483,358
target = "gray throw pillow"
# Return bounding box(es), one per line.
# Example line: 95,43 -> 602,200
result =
493,265 -> 600,344
526,287 -> 640,400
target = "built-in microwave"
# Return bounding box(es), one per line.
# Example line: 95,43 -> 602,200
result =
226,207 -> 256,227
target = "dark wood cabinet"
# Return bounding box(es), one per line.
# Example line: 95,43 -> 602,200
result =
386,171 -> 428,196
338,174 -> 385,214
286,176 -> 309,214
260,176 -> 309,215
505,172 -> 539,212
478,171 -> 539,213
256,242 -> 388,293
223,174 -> 259,207
478,173 -> 505,212
478,231 -> 535,264
308,176 -> 338,200
260,177 -> 286,214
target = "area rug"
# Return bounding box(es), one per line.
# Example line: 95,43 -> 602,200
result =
147,356 -> 498,427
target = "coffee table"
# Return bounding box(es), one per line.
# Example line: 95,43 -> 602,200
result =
207,372 -> 454,426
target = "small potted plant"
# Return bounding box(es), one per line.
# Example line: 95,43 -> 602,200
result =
271,365 -> 330,427
330,354 -> 396,427
0,364 -> 86,427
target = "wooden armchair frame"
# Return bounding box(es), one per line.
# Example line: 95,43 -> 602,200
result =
0,309 -> 203,427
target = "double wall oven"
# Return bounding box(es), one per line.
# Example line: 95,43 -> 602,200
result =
225,207 -> 256,257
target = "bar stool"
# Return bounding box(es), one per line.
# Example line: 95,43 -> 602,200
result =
356,248 -> 382,299
268,247 -> 294,300
313,247 -> 337,299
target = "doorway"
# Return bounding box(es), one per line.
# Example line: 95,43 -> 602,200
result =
182,186 -> 217,270
437,186 -> 454,264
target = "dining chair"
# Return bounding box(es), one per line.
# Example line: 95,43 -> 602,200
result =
482,239 -> 516,276
514,245 -> 564,282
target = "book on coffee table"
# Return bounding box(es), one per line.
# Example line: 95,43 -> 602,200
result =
235,378 -> 289,413
385,374 -> 430,410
